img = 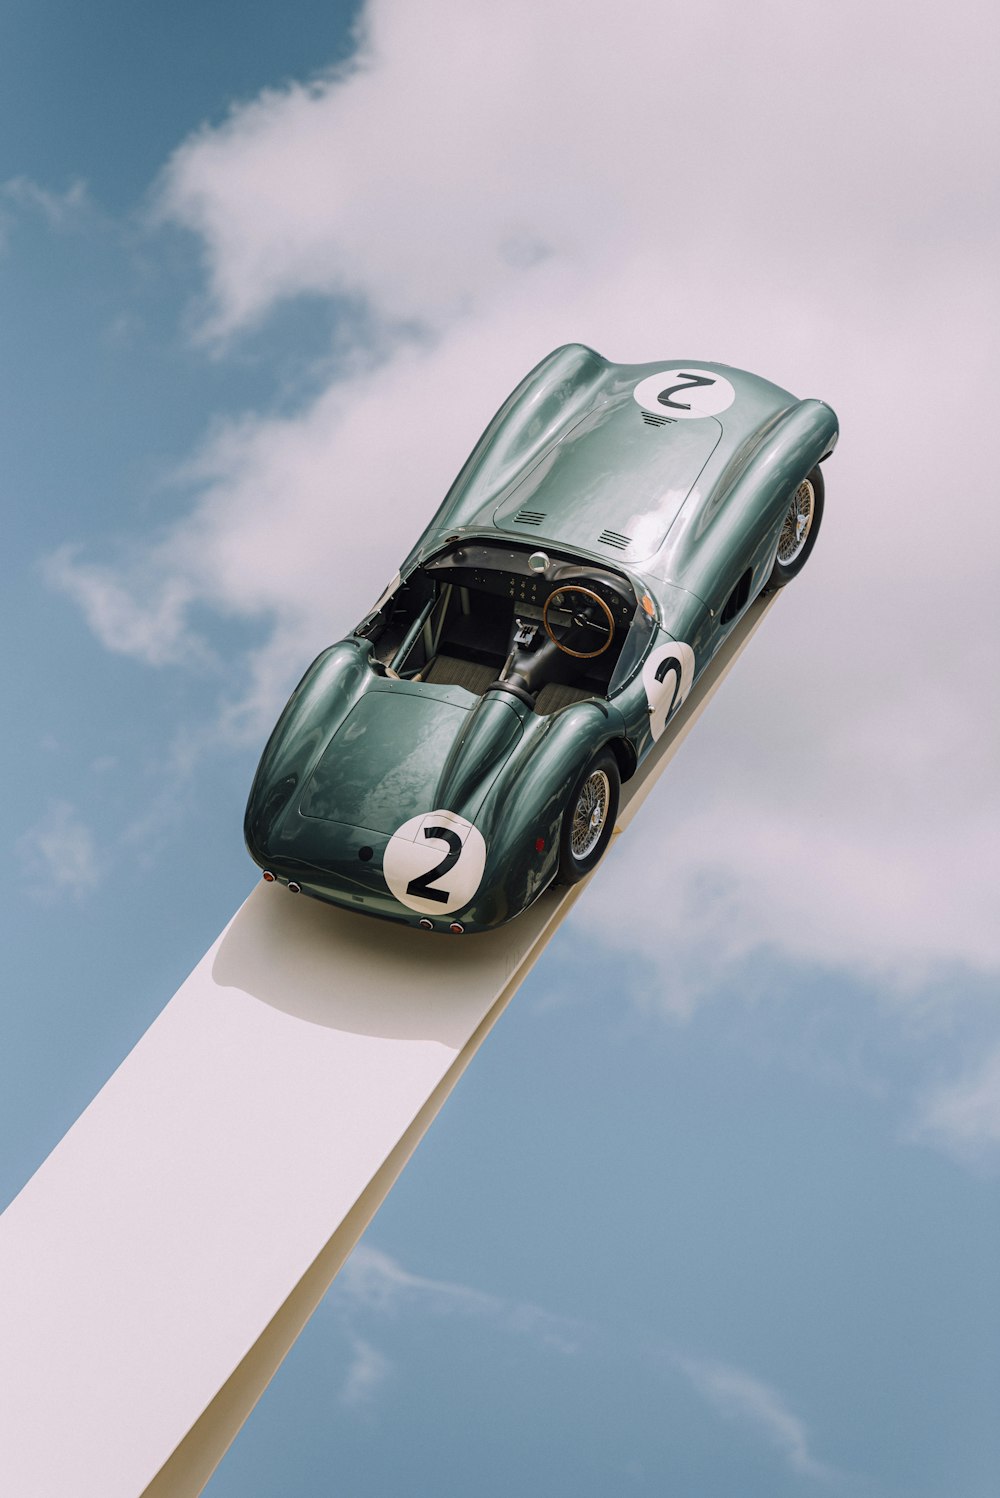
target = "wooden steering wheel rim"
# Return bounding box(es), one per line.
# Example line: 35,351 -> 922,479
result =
542,585 -> 615,660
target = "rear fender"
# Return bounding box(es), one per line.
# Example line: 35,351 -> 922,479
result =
244,640 -> 372,858
470,700 -> 626,923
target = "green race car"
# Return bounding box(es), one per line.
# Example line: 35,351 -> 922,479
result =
245,345 -> 838,932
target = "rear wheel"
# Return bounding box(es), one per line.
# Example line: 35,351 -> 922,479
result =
767,466 -> 824,587
558,750 -> 620,885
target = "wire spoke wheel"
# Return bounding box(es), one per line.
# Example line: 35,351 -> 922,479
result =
571,770 -> 611,860
777,479 -> 815,565
767,466 -> 824,588
557,749 -> 620,886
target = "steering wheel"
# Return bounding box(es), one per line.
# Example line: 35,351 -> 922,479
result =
542,585 -> 615,659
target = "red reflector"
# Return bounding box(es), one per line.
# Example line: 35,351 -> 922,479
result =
535,837 -> 545,853
262,871 -> 276,882
449,923 -> 465,935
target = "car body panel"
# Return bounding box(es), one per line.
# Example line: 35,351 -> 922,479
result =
300,688 -> 481,835
246,345 -> 838,932
493,402 -> 724,565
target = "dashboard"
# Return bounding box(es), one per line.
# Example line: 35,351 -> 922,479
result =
422,541 -> 637,632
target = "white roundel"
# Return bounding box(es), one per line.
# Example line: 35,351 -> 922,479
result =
383,810 -> 487,917
642,642 -> 696,741
633,368 -> 735,419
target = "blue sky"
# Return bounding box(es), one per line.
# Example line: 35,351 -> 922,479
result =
3,2 -> 999,1494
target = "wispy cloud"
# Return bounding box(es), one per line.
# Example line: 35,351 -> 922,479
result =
44,544 -> 212,670
676,1354 -> 835,1483
340,1248 -> 844,1483
326,1244 -> 582,1418
17,800 -> 101,900
1,175 -> 90,235
338,1244 -> 581,1355
340,1334 -> 392,1410
913,1046 -> 1000,1165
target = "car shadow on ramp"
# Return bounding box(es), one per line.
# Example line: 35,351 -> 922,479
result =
210,881 -> 574,1047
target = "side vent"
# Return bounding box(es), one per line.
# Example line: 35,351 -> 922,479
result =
598,529 -> 632,551
512,508 -> 546,527
720,567 -> 752,626
641,411 -> 676,427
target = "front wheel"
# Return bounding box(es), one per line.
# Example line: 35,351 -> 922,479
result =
557,750 -> 620,885
767,466 -> 824,588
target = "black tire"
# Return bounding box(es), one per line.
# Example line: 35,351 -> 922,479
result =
557,749 -> 621,885
767,466 -> 825,588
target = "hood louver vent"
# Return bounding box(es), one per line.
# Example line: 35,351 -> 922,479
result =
641,411 -> 675,427
598,529 -> 632,551
512,508 -> 546,526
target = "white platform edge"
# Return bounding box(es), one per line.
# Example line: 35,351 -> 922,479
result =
0,595 -> 775,1498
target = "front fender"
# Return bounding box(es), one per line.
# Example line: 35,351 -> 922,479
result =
663,397 -> 839,595
402,344 -> 610,569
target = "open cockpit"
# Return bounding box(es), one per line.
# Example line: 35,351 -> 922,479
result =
355,541 -> 653,713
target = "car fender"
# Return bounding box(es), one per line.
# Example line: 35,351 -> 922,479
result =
655,397 -> 839,599
467,699 -> 627,925
402,344 -> 610,569
244,639 -> 372,858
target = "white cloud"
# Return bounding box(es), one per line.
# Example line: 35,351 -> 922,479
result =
44,544 -> 209,669
914,1046 -> 1000,1163
1,175 -> 90,235
153,0 -> 998,344
48,0 -> 1000,994
676,1354 -> 834,1482
343,1248 -> 842,1478
578,743 -> 1000,1006
18,801 -> 101,900
340,1335 -> 392,1409
337,1244 -> 580,1354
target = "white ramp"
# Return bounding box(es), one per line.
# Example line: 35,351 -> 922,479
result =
0,596 -> 774,1498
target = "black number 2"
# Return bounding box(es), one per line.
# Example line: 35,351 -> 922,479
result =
406,826 -> 463,904
657,371 -> 715,410
654,655 -> 685,723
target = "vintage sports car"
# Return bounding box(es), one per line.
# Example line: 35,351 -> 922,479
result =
245,346 -> 838,932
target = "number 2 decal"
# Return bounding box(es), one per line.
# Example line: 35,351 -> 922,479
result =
384,810 -> 488,916
653,654 -> 687,720
405,826 -> 462,904
642,642 -> 696,741
656,371 -> 716,410
633,368 -> 735,420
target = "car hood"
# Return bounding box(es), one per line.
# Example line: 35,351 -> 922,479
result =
492,397 -> 723,565
297,682 -> 524,836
